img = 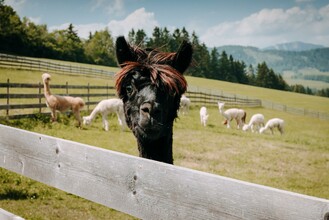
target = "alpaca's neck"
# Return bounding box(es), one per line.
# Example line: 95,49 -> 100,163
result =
87,106 -> 100,121
43,82 -> 51,97
220,108 -> 230,119
137,128 -> 173,164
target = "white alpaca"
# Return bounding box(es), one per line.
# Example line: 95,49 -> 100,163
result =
180,94 -> 191,115
200,106 -> 209,127
242,113 -> 265,133
218,101 -> 246,129
260,118 -> 285,135
83,98 -> 126,131
42,73 -> 85,127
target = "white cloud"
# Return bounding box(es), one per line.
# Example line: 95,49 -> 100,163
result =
28,16 -> 41,24
91,0 -> 125,16
4,0 -> 26,12
49,23 -> 107,39
49,23 -> 71,32
107,8 -> 159,38
200,4 -> 329,48
49,8 -> 159,40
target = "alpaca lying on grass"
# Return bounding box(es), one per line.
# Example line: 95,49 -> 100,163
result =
42,73 -> 85,127
200,106 -> 209,127
242,113 -> 265,133
180,94 -> 191,115
260,118 -> 285,135
83,98 -> 126,131
218,101 -> 246,129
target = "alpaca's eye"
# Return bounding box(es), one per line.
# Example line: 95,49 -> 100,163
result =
126,85 -> 133,94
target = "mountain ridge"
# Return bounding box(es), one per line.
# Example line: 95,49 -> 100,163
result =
214,42 -> 329,89
215,45 -> 329,73
263,41 -> 325,52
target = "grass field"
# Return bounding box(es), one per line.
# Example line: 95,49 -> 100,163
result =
1,64 -> 329,219
282,68 -> 329,90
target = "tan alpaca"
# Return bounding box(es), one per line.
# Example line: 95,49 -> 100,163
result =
42,73 -> 85,127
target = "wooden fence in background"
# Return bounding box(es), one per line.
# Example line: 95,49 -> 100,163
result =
0,79 -> 261,119
1,124 -> 329,219
0,53 -> 115,78
0,79 -> 328,120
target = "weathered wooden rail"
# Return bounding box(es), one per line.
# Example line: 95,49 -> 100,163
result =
0,53 -> 115,78
0,80 -> 261,119
0,124 -> 329,219
1,79 -> 328,120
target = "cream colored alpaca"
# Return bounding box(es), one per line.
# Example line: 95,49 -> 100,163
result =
260,118 -> 285,135
83,98 -> 126,131
218,101 -> 246,129
42,73 -> 85,127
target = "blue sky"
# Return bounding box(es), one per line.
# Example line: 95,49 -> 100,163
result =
5,0 -> 329,48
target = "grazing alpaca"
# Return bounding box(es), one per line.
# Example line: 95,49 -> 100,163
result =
180,94 -> 191,115
200,106 -> 209,127
115,36 -> 192,164
42,73 -> 85,127
242,113 -> 265,133
217,101 -> 246,129
260,118 -> 285,135
83,98 -> 126,131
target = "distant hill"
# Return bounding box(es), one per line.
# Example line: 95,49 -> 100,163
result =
215,44 -> 329,89
263,41 -> 325,51
215,45 -> 329,73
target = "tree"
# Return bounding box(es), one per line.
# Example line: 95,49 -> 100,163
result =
188,32 -> 210,77
256,62 -> 289,91
0,3 -> 27,54
217,51 -> 230,81
208,47 -> 220,79
52,24 -> 85,62
22,17 -> 52,57
134,29 -> 147,47
84,28 -> 116,66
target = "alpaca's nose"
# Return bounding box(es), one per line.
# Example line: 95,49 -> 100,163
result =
140,102 -> 161,120
140,102 -> 152,118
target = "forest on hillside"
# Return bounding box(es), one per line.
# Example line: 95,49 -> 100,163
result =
0,2 -> 328,97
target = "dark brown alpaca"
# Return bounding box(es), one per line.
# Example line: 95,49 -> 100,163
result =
115,36 -> 193,164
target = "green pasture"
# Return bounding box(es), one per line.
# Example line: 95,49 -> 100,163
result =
0,63 -> 329,219
283,69 -> 329,90
0,105 -> 328,219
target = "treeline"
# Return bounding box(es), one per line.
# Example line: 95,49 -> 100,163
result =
0,2 -> 327,97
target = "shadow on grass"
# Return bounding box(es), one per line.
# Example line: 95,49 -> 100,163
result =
0,188 -> 38,200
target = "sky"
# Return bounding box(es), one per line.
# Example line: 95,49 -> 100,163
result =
4,0 -> 329,48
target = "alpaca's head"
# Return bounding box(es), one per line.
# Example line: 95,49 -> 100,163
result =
218,101 -> 225,111
42,73 -> 51,84
242,124 -> 249,131
115,36 -> 192,142
82,116 -> 91,125
259,127 -> 266,134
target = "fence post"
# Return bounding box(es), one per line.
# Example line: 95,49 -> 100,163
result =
66,82 -> 68,95
6,79 -> 9,117
107,83 -> 109,99
39,82 -> 42,113
87,83 -> 90,112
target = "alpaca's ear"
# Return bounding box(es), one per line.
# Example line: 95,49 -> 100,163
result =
172,40 -> 193,74
116,36 -> 137,66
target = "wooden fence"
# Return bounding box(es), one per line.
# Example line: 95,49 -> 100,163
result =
0,80 -> 261,119
0,124 -> 329,219
0,53 -> 115,78
1,79 -> 328,120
